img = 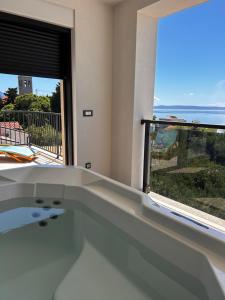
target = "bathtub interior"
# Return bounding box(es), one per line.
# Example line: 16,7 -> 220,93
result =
0,199 -> 212,300
0,166 -> 224,300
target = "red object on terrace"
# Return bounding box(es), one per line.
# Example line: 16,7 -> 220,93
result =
2,96 -> 9,104
0,122 -> 22,130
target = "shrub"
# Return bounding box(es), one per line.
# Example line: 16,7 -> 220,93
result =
28,125 -> 62,146
2,103 -> 15,111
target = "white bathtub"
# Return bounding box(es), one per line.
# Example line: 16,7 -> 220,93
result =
0,166 -> 224,300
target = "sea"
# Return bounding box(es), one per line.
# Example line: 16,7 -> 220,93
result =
154,108 -> 225,125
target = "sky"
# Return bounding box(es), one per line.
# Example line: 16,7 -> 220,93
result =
0,74 -> 58,96
0,0 -> 224,106
154,0 -> 225,107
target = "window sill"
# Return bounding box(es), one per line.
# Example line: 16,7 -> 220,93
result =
149,191 -> 225,234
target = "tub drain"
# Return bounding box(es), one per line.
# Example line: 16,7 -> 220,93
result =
36,199 -> 44,204
50,215 -> 58,220
53,200 -> 61,206
38,221 -> 48,227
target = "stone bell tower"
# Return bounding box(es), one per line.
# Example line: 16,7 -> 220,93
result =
18,75 -> 33,95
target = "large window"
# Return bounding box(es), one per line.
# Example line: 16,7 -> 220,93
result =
0,74 -> 65,169
154,0 -> 225,125
0,12 -> 73,169
148,0 -> 225,223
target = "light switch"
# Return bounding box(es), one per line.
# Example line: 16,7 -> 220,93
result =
83,110 -> 93,117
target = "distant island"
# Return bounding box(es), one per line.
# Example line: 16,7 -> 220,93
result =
154,105 -> 225,110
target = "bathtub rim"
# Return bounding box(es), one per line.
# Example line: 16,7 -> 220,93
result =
0,166 -> 224,299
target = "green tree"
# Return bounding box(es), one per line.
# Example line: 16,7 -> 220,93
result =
2,103 -> 15,111
0,98 -> 3,109
14,94 -> 51,112
50,83 -> 61,113
30,96 -> 51,112
4,88 -> 18,104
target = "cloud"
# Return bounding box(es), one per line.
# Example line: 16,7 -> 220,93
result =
213,101 -> 225,107
216,79 -> 225,88
184,92 -> 195,97
154,96 -> 160,103
210,79 -> 225,106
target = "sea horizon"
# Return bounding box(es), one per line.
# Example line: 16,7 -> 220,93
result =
154,105 -> 225,110
154,106 -> 225,125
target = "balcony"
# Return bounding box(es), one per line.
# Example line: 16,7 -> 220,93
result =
142,119 -> 225,229
0,110 -> 63,169
0,1 -> 224,299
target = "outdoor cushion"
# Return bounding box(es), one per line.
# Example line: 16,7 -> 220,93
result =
0,145 -> 38,162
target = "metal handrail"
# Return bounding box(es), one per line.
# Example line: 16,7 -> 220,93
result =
0,110 -> 62,158
141,119 -> 225,129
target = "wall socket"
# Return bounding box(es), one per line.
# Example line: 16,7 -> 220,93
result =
85,162 -> 92,169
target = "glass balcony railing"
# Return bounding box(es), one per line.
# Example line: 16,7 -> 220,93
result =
142,120 -> 225,220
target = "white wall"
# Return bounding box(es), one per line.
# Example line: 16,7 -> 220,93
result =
111,0 -> 208,189
44,0 -> 114,177
0,0 -> 208,187
69,0 -> 113,176
0,0 -> 74,27
111,0 -> 158,187
132,13 -> 158,189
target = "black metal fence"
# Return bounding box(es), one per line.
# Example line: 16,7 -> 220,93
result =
142,119 -> 225,220
0,110 -> 62,157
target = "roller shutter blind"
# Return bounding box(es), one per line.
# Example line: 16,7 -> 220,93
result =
0,12 -> 71,79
